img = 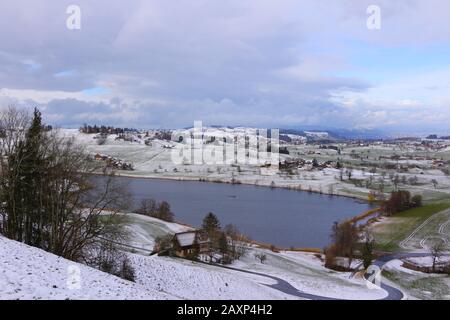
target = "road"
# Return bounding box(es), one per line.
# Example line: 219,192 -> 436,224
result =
207,252 -> 449,300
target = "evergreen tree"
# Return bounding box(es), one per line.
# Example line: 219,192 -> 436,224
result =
312,158 -> 319,168
3,108 -> 46,246
21,108 -> 46,246
202,212 -> 221,236
218,232 -> 229,255
361,236 -> 375,269
201,212 -> 221,262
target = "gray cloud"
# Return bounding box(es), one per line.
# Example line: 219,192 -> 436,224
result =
0,0 -> 449,131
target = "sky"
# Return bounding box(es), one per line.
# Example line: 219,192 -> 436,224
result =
0,0 -> 450,135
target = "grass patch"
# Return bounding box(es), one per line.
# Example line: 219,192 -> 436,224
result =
382,269 -> 449,300
339,188 -> 368,198
372,202 -> 450,252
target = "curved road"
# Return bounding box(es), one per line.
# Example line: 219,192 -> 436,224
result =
207,252 -> 449,300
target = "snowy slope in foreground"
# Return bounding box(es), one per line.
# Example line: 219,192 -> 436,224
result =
0,236 -> 174,300
0,235 -> 293,300
130,254 -> 295,300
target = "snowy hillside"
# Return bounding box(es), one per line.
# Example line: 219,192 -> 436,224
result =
122,213 -> 387,300
0,236 -> 174,300
0,234 -> 294,300
130,254 -> 294,300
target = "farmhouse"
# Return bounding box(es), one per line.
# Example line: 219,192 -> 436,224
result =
172,231 -> 209,258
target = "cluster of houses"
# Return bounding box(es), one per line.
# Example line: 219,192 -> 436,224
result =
280,159 -> 336,171
432,159 -> 450,168
112,132 -> 176,148
93,153 -> 134,171
115,133 -> 143,143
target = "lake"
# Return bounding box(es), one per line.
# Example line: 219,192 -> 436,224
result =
99,176 -> 371,248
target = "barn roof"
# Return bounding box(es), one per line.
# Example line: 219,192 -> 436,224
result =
175,231 -> 197,247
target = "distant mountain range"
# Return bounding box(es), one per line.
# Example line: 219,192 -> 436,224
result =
279,128 -> 389,140
188,125 -> 391,141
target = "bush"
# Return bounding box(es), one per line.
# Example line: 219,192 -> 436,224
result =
411,195 -> 423,208
91,240 -> 136,282
153,234 -> 174,254
118,257 -> 135,282
254,253 -> 267,264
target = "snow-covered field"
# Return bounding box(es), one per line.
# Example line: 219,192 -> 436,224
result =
123,213 -> 193,252
0,234 -> 293,300
231,250 -> 387,300
5,213 -> 437,300
120,213 -> 388,300
59,129 -> 450,201
383,259 -> 450,300
9,128 -> 444,300
130,254 -> 294,300
0,236 -> 174,300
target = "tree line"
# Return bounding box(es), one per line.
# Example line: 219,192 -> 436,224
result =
0,107 -> 134,280
80,124 -> 137,134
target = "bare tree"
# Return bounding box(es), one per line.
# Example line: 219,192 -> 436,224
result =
329,220 -> 360,268
431,240 -> 444,272
0,107 -> 30,235
345,168 -> 353,180
431,179 -> 438,189
136,198 -> 174,222
136,198 -> 157,216
224,224 -> 248,260
254,253 -> 267,264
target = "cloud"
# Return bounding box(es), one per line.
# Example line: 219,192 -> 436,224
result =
0,0 -> 449,132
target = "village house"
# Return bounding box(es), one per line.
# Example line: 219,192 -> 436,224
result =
92,153 -> 134,171
171,231 -> 210,259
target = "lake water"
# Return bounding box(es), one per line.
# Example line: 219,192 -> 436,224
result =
100,176 -> 371,248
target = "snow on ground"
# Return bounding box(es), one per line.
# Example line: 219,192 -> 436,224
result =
59,128 -> 450,202
404,256 -> 450,267
383,259 -> 450,300
124,214 -> 387,300
123,213 -> 193,251
231,249 -> 387,300
57,129 -> 365,199
129,254 -> 295,300
0,234 -> 295,300
0,236 -> 174,300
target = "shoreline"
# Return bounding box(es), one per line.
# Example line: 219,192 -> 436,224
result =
93,171 -> 376,252
93,170 -> 369,202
